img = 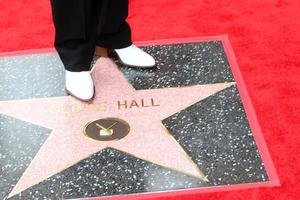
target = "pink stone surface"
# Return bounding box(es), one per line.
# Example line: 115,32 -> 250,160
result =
0,57 -> 235,197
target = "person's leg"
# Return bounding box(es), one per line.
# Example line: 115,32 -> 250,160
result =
50,0 -> 96,101
94,0 -> 156,68
50,0 -> 97,72
95,0 -> 132,49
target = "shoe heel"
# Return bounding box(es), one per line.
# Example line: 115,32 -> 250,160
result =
107,48 -> 114,57
95,46 -> 110,57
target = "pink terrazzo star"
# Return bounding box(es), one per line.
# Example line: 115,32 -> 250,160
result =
0,57 -> 235,197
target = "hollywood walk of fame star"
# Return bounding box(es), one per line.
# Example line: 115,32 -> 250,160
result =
0,57 -> 235,198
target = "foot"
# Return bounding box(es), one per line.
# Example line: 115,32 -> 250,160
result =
114,44 -> 156,68
65,70 -> 95,102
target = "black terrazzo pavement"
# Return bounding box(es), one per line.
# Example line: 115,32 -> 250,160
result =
0,115 -> 51,200
162,85 -> 268,186
0,41 -> 269,199
10,148 -> 208,199
112,41 -> 235,90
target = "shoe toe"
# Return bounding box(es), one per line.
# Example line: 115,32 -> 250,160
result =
65,71 -> 95,101
77,87 -> 94,100
142,54 -> 156,67
115,45 -> 156,68
66,84 -> 94,101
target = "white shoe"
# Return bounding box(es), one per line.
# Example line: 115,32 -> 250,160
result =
114,44 -> 156,68
65,70 -> 95,102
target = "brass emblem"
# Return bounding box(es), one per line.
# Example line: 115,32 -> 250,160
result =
84,117 -> 130,142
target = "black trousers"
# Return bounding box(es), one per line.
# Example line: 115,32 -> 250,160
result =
50,0 -> 132,72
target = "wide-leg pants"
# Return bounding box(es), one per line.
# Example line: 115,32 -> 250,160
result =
50,0 -> 132,72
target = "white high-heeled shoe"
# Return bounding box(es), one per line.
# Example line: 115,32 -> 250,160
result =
114,44 -> 156,68
65,70 -> 95,102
